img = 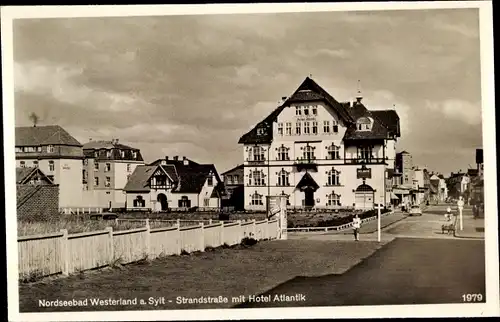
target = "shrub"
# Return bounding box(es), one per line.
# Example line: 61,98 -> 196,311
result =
240,237 -> 258,247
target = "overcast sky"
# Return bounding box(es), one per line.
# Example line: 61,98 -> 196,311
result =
13,8 -> 482,176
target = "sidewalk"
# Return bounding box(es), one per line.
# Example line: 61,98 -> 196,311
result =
454,209 -> 484,239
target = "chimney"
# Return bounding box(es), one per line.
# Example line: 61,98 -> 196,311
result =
165,156 -> 169,161
183,156 -> 189,166
173,156 -> 179,161
89,138 -> 92,141
115,138 -> 119,144
355,79 -> 363,104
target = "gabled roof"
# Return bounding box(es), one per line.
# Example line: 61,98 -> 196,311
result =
144,158 -> 223,194
16,125 -> 82,146
123,165 -> 158,192
221,164 -> 244,176
16,167 -> 53,184
343,106 -> 391,141
295,172 -> 320,191
238,77 -> 355,145
370,110 -> 400,137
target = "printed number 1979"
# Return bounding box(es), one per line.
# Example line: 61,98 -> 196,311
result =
462,293 -> 483,302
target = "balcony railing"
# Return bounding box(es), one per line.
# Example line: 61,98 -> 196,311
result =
344,157 -> 386,164
246,159 -> 267,165
294,157 -> 318,171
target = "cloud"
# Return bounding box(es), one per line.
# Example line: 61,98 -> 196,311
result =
14,60 -> 150,113
425,99 -> 482,126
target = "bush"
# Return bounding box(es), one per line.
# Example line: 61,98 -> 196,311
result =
218,212 -> 230,221
241,237 -> 258,247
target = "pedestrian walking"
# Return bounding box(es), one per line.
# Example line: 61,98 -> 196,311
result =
445,207 -> 452,221
352,214 -> 361,241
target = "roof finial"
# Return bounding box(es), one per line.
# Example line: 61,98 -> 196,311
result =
393,104 -> 396,110
355,79 -> 363,103
309,73 -> 313,78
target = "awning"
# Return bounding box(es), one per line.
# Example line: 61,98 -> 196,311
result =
393,188 -> 410,195
390,192 -> 400,200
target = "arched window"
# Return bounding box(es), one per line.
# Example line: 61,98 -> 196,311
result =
327,144 -> 341,160
277,145 -> 289,161
277,169 -> 290,186
327,168 -> 340,186
251,191 -> 263,205
356,117 -> 373,131
249,169 -> 266,186
303,145 -> 315,160
327,192 -> 341,206
133,195 -> 145,207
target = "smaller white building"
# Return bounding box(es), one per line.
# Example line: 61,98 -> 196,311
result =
124,156 -> 225,212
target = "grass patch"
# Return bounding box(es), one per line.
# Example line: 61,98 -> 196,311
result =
19,239 -> 386,312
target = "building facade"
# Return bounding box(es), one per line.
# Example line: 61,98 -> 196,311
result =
15,125 -> 84,208
221,164 -> 245,211
81,139 -> 145,209
238,77 -> 401,211
123,156 -> 225,212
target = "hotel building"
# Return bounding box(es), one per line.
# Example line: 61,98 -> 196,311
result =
81,139 -> 145,209
238,77 -> 401,211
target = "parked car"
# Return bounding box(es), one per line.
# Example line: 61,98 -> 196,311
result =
409,205 -> 422,216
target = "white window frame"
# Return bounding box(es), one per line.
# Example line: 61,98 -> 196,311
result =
285,122 -> 292,135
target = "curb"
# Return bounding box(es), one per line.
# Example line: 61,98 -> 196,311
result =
338,213 -> 409,235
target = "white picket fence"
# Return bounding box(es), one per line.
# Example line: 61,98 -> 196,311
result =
18,219 -> 279,280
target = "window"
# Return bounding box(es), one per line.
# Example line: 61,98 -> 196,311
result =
356,117 -> 372,131
327,144 -> 341,160
20,161 -> 26,168
121,150 -> 125,158
277,123 -> 283,136
106,150 -> 111,158
304,106 -> 309,115
82,170 -> 87,184
133,196 -> 145,207
251,191 -> 263,205
179,196 -> 191,208
48,161 -> 55,172
47,145 -> 54,153
37,146 -> 42,152
277,169 -> 290,186
105,176 -> 111,187
127,164 -> 131,172
94,177 -> 99,186
127,174 -> 131,181
358,146 -> 373,160
327,193 -> 341,206
94,162 -> 99,170
312,121 -> 318,135
207,176 -> 213,186
132,151 -> 137,159
277,145 -> 289,161
105,163 -> 111,172
323,121 -> 330,133
83,159 -> 88,166
333,120 -> 339,133
295,122 -> 301,135
251,146 -> 265,161
15,147 -> 23,153
327,168 -> 340,186
249,170 -> 265,186
312,105 -> 317,115
303,145 -> 315,160
285,122 -> 292,135
304,122 -> 310,135
204,198 -> 210,207
295,106 -> 301,115
25,147 -> 36,152
233,175 -> 239,184
226,175 -> 232,185
33,161 -> 38,168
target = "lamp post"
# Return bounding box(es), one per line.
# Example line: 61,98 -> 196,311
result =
375,196 -> 384,242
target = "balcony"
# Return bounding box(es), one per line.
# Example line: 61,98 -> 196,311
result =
246,159 -> 266,165
344,157 -> 387,165
294,157 -> 317,172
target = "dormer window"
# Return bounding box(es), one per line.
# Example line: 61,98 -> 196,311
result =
257,128 -> 265,136
356,117 -> 373,131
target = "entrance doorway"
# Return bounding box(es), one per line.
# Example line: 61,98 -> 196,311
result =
355,184 -> 374,210
304,188 -> 315,208
157,193 -> 168,211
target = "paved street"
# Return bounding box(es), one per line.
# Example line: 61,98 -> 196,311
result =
234,204 -> 486,307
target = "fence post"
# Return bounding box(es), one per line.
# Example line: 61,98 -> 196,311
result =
209,219 -> 212,225
145,219 -> 151,258
176,222 -> 182,255
237,220 -> 242,241
200,222 -> 205,252
265,218 -> 269,240
220,221 -> 225,247
177,219 -> 181,227
252,219 -> 256,239
105,227 -> 114,265
60,229 -> 69,276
